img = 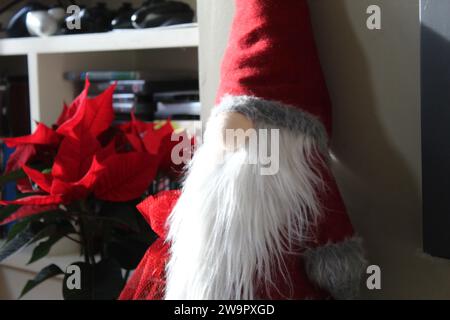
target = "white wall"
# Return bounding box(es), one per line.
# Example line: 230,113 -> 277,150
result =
198,0 -> 450,299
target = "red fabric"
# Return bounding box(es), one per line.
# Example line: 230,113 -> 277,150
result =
136,190 -> 181,239
312,164 -> 355,247
256,254 -> 331,300
217,0 -> 333,135
119,191 -> 180,300
257,163 -> 355,299
119,185 -> 354,300
119,238 -> 169,300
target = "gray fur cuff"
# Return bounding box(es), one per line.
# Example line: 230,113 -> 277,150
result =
303,237 -> 367,300
212,95 -> 329,151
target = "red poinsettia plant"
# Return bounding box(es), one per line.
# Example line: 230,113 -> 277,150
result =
0,79 -> 187,299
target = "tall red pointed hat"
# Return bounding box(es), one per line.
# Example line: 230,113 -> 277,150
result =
215,0 -> 331,141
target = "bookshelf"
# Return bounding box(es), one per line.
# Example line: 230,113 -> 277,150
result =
0,0 -> 207,299
0,23 -> 200,130
0,24 -> 199,55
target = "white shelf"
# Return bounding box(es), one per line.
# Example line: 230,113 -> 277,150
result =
0,24 -> 199,55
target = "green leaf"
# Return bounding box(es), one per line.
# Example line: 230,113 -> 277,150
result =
6,219 -> 32,242
28,233 -> 65,264
27,209 -> 65,224
0,203 -> 64,227
0,225 -> 35,262
28,224 -> 59,245
41,168 -> 52,175
28,220 -> 76,246
8,210 -> 68,242
20,264 -> 63,298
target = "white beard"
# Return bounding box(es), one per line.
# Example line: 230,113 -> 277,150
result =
165,117 -> 325,300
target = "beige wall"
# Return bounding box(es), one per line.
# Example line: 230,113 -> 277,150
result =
197,0 -> 234,122
198,0 -> 450,299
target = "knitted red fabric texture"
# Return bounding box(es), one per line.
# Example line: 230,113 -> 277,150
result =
118,190 -> 180,300
216,0 -> 333,135
137,190 -> 181,239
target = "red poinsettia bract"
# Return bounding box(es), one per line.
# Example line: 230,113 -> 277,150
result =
0,79 -> 182,224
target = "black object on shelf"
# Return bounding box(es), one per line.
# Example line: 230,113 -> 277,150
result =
112,92 -> 154,120
64,2 -> 115,34
6,2 -> 48,38
153,90 -> 200,120
132,0 -> 194,29
68,71 -> 199,122
111,2 -> 135,30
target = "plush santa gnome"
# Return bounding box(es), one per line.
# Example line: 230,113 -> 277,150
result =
120,0 -> 367,300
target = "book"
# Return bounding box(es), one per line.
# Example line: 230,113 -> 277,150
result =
154,101 -> 201,120
91,80 -> 150,94
65,71 -> 154,81
81,80 -> 199,96
112,93 -> 152,104
64,70 -> 198,82
113,102 -> 154,115
154,90 -> 200,103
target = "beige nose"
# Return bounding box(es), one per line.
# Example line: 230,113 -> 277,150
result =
214,112 -> 255,152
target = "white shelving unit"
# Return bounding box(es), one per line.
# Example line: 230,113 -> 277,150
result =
0,24 -> 199,55
0,0 -> 205,299
0,24 -> 200,130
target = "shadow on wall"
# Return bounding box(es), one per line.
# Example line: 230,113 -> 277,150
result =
311,0 -> 450,299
